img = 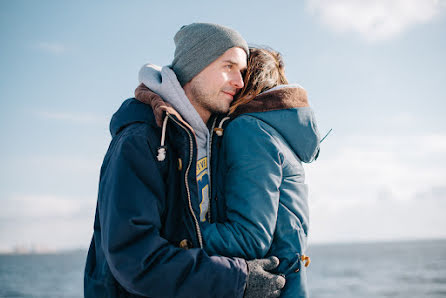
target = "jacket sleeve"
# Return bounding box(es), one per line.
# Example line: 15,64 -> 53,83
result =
99,129 -> 248,297
202,117 -> 282,259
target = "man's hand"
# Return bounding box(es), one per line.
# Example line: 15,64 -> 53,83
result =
244,256 -> 286,298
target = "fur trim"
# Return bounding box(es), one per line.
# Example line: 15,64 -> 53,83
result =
134,83 -> 193,132
231,87 -> 309,118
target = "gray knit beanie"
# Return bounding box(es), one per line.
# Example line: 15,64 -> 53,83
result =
171,23 -> 249,86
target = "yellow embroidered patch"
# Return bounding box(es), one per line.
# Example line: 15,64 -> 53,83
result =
196,157 -> 207,175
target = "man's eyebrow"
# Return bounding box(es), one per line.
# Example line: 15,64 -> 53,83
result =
222,59 -> 237,65
222,59 -> 247,71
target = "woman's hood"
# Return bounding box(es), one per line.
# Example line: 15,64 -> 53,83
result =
232,85 -> 320,163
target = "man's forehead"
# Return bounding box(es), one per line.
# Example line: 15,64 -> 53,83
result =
220,47 -> 247,68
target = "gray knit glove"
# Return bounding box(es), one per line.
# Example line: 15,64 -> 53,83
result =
244,256 -> 286,298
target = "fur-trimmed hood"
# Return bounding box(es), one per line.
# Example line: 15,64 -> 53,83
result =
231,84 -> 309,117
230,85 -> 320,163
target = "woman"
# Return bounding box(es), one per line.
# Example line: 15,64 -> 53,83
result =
200,47 -> 320,298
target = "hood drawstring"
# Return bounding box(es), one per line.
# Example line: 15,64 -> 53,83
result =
320,128 -> 333,143
213,117 -> 230,136
157,114 -> 169,161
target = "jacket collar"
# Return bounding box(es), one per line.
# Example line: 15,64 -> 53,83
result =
230,86 -> 309,118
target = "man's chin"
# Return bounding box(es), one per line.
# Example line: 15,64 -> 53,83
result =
210,105 -> 230,115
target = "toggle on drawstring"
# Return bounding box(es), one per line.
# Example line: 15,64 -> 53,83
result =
214,116 -> 231,136
301,254 -> 311,267
157,114 -> 169,161
295,254 -> 311,272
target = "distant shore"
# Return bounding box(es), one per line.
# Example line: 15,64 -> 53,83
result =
2,237 -> 445,255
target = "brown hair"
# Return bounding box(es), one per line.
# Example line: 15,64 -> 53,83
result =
229,47 -> 288,114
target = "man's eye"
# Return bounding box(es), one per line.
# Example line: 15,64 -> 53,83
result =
225,64 -> 233,70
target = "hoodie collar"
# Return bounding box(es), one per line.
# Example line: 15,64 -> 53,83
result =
138,64 -> 210,143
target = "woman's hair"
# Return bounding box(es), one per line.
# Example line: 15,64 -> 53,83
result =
229,47 -> 288,114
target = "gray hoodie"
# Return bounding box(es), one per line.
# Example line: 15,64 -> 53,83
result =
139,64 -> 210,221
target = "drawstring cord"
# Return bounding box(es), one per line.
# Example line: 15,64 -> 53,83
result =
157,114 -> 169,161
213,116 -> 231,136
320,128 -> 333,143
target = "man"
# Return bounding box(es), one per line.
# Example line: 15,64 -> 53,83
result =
84,23 -> 286,298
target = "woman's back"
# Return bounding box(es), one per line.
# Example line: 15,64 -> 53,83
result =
204,86 -> 320,298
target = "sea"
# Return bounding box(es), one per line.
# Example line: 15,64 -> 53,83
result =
0,239 -> 445,298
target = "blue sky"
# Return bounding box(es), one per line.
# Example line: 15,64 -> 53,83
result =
1,0 -> 446,252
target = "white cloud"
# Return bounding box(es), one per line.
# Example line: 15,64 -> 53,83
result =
305,134 -> 446,243
308,194 -> 446,244
28,155 -> 101,174
388,112 -> 416,127
306,0 -> 446,41
1,194 -> 94,218
1,154 -> 103,209
307,134 -> 446,202
35,110 -> 108,125
35,42 -> 67,54
5,154 -> 102,177
0,194 -> 95,252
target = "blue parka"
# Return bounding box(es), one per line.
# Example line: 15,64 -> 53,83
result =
202,86 -> 320,298
84,98 -> 248,297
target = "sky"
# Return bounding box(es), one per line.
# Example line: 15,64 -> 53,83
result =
1,0 -> 446,252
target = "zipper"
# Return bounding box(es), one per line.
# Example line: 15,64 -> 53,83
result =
206,117 -> 218,223
167,114 -> 203,248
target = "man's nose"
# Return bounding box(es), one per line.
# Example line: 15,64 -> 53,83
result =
231,71 -> 244,89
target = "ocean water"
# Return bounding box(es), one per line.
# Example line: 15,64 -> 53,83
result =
0,239 -> 445,297
306,239 -> 446,298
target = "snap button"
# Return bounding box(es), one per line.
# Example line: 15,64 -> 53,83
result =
178,158 -> 182,171
179,239 -> 192,249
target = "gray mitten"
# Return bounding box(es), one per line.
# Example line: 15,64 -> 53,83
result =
244,256 -> 286,298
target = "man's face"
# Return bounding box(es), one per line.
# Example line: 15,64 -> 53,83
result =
184,47 -> 247,122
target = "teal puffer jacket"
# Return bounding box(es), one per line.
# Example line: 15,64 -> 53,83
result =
202,85 -> 320,298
